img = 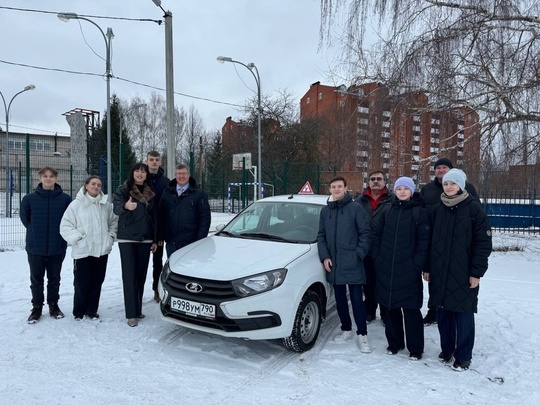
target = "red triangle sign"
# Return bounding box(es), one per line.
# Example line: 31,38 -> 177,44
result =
298,181 -> 314,195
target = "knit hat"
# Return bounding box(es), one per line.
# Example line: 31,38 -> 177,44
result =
442,168 -> 466,190
433,158 -> 454,169
393,177 -> 415,193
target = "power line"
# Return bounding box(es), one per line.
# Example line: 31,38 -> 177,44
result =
0,59 -> 244,108
0,5 -> 161,24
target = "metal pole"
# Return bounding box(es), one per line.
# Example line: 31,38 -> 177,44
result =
1,86 -> 34,217
164,11 -> 175,177
106,28 -> 113,197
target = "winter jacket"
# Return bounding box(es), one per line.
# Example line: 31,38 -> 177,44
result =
372,193 -> 430,309
421,178 -> 479,211
60,187 -> 118,259
147,167 -> 170,203
317,192 -> 372,285
113,182 -> 157,242
158,176 -> 211,249
20,183 -> 72,256
427,195 -> 492,313
357,186 -> 393,222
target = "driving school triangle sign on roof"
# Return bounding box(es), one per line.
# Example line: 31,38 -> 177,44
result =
298,181 -> 314,195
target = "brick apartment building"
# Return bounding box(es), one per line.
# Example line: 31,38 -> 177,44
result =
300,81 -> 481,189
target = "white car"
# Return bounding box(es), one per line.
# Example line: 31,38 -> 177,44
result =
158,194 -> 334,352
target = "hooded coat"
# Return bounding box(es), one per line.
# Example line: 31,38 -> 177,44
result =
20,183 -> 72,256
317,192 -> 372,285
158,176 -> 211,249
427,195 -> 492,313
60,187 -> 118,259
372,193 -> 430,309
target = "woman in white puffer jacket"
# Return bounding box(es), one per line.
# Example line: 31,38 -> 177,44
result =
60,176 -> 118,320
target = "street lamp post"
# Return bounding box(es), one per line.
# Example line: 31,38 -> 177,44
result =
217,56 -> 262,200
119,103 -> 147,184
58,12 -> 114,197
1,84 -> 36,218
151,0 -> 176,177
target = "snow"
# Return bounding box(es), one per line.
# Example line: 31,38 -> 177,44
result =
1,215 -> 540,405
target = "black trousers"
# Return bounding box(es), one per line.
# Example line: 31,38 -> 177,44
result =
152,244 -> 164,291
72,255 -> 108,318
382,306 -> 424,355
118,243 -> 151,319
363,257 -> 378,316
28,252 -> 66,307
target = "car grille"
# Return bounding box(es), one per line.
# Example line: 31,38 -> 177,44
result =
165,272 -> 237,300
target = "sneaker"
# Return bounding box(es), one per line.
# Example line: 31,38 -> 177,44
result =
366,314 -> 376,323
27,306 -> 42,324
334,330 -> 353,343
49,303 -> 65,319
357,334 -> 372,353
423,308 -> 438,326
85,313 -> 100,320
136,313 -> 145,319
154,290 -> 160,303
385,346 -> 404,355
452,360 -> 471,372
74,317 -> 83,322
438,352 -> 453,364
127,318 -> 138,327
409,353 -> 423,361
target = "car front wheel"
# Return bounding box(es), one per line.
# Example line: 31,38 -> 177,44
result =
282,290 -> 322,352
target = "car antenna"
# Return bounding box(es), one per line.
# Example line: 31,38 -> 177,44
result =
288,193 -> 295,199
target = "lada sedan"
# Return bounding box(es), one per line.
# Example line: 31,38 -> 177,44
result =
158,194 -> 334,351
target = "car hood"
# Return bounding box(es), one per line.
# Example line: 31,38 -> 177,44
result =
167,235 -> 313,280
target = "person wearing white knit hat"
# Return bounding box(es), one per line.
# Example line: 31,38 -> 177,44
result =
423,167 -> 492,372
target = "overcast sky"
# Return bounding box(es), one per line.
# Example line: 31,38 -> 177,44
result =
0,0 -> 345,137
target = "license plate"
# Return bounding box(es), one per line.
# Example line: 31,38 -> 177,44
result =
170,296 -> 216,319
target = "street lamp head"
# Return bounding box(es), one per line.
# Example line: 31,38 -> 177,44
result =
24,85 -> 36,91
152,0 -> 162,6
246,63 -> 256,70
57,12 -> 78,22
217,56 -> 233,64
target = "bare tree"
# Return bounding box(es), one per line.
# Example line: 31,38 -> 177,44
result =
320,0 -> 540,167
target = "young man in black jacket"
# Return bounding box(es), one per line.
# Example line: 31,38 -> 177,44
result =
145,151 -> 170,303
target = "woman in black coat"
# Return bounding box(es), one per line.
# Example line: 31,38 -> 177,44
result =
113,163 -> 157,327
423,169 -> 492,371
372,177 -> 430,360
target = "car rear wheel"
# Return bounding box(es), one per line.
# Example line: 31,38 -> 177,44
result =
282,290 -> 322,352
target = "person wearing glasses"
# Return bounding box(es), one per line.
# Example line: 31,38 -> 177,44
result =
420,158 -> 479,325
158,164 -> 211,257
357,171 -> 393,324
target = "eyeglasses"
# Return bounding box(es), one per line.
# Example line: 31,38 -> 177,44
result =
370,176 -> 384,182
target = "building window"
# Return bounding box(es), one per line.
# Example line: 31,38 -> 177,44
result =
382,121 -> 390,128
413,126 -> 420,132
382,110 -> 391,117
306,97 -> 310,104
358,106 -> 369,114
413,115 -> 420,122
318,92 -> 323,100
358,118 -> 369,125
8,140 -> 24,150
339,100 -> 345,107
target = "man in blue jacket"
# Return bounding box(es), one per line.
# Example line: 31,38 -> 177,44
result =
20,167 -> 71,324
158,164 -> 211,257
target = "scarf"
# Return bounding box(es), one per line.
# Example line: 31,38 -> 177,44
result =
440,190 -> 469,207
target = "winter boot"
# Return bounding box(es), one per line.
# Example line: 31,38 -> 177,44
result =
27,306 -> 42,324
49,302 -> 65,319
357,334 -> 372,353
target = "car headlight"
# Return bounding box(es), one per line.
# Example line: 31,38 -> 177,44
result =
231,269 -> 287,297
161,260 -> 171,282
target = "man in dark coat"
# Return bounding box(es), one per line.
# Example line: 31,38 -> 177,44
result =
317,176 -> 373,353
145,151 -> 170,302
20,167 -> 72,324
423,168 -> 492,371
159,164 -> 211,257
357,170 -> 393,323
420,157 -> 479,325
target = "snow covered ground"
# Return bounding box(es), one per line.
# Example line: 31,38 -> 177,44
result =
1,215 -> 539,405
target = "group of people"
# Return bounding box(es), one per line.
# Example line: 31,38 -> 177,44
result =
317,158 -> 492,372
21,151 -> 210,328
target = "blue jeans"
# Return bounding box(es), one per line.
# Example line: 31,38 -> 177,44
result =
334,284 -> 367,335
438,307 -> 475,362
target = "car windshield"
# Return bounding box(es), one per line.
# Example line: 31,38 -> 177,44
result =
218,201 -> 323,244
